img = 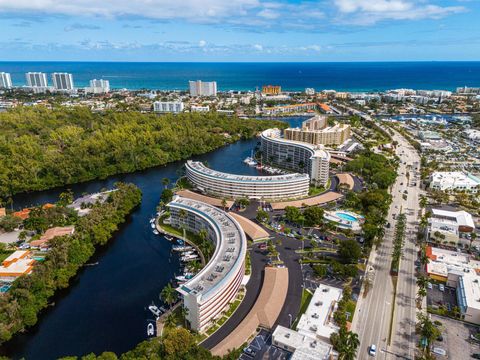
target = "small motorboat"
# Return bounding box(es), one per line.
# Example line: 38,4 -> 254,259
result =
148,304 -> 161,317
147,323 -> 155,336
149,218 -> 155,224
150,223 -> 156,229
153,230 -> 159,235
165,235 -> 174,241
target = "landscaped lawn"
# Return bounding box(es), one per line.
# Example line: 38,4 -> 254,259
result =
0,251 -> 13,262
293,289 -> 313,329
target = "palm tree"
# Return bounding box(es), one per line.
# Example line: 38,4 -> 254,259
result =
344,332 -> 360,360
188,260 -> 202,273
160,283 -> 178,308
221,198 -> 227,211
162,177 -> 170,189
164,312 -> 177,329
419,195 -> 428,209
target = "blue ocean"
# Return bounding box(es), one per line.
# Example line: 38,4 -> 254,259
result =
0,61 -> 479,92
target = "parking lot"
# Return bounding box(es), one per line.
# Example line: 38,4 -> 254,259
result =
430,314 -> 480,359
239,329 -> 291,360
427,283 -> 457,311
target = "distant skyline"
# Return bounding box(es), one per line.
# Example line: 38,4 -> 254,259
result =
0,0 -> 479,61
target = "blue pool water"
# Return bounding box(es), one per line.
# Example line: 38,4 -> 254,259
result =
336,212 -> 357,222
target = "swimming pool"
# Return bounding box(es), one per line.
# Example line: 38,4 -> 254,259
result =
336,212 -> 358,222
0,284 -> 11,293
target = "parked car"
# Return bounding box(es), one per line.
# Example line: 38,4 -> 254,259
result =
243,347 -> 256,357
439,284 -> 445,292
428,282 -> 433,290
369,344 -> 377,357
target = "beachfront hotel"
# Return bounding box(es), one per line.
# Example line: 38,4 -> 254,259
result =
0,72 -> 12,89
185,160 -> 310,200
168,196 -> 247,332
284,115 -> 351,146
86,79 -> 110,94
189,80 -> 217,97
52,72 -> 75,92
260,128 -> 330,187
262,85 -> 281,95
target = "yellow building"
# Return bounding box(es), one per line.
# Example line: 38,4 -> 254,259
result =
262,85 -> 281,95
284,116 -> 351,146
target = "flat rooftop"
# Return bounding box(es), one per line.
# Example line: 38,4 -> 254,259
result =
186,160 -> 309,183
296,284 -> 342,341
273,325 -> 333,360
170,196 -> 247,302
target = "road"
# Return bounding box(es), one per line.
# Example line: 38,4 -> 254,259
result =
352,126 -> 422,360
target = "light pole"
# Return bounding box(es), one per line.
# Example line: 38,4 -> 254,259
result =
288,313 -> 292,328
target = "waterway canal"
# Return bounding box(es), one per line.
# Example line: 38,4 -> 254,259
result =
1,117 -> 305,359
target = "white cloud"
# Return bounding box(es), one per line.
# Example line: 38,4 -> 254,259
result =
0,0 -> 260,21
0,0 -> 466,31
198,40 -> 207,47
333,0 -> 465,24
253,43 -> 263,50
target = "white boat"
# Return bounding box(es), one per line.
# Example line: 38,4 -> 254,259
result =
149,218 -> 155,223
148,305 -> 161,317
165,235 -> 174,241
150,223 -> 156,229
243,156 -> 258,167
172,245 -> 193,252
181,254 -> 199,262
147,323 -> 155,336
153,230 -> 159,235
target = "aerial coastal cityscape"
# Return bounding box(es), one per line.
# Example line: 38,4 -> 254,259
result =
1,0 -> 480,359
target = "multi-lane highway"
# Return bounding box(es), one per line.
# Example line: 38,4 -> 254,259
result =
352,126 -> 422,359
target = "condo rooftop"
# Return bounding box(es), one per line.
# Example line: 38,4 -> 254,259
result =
170,197 -> 247,301
187,160 -> 309,183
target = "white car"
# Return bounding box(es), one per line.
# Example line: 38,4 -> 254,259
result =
369,344 -> 377,357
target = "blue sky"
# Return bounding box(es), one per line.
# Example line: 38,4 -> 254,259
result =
0,0 -> 479,61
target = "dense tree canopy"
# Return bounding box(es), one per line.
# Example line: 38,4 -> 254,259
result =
0,183 -> 142,344
346,150 -> 397,189
0,107 -> 286,197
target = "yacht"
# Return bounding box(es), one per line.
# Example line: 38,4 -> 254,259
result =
148,304 -> 162,317
181,254 -> 199,262
147,323 -> 155,336
172,245 -> 193,252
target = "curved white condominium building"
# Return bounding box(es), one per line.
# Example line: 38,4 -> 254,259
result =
185,160 -> 310,200
261,128 -> 330,187
168,196 -> 247,332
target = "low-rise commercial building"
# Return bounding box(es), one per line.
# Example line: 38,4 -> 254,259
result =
426,246 -> 480,324
261,128 -> 330,187
168,196 -> 247,332
153,101 -> 184,113
0,251 -> 35,282
272,284 -> 341,359
428,209 -> 475,246
185,160 -> 310,200
430,171 -> 480,193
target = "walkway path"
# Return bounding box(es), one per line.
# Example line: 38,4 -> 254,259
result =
271,191 -> 343,210
229,212 -> 270,241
